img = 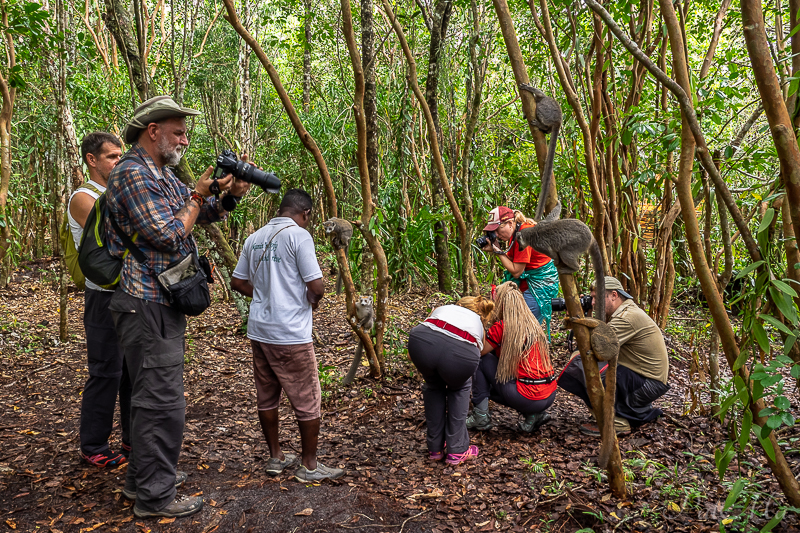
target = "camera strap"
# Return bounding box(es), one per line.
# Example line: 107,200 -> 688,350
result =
255,225 -> 293,274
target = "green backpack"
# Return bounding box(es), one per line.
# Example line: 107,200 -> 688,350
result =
59,182 -> 102,290
77,193 -> 147,290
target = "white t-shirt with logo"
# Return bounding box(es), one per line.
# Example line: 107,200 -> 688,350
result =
233,217 -> 323,345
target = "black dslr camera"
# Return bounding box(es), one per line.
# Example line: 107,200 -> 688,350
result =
211,150 -> 281,211
475,230 -> 497,249
551,295 -> 593,314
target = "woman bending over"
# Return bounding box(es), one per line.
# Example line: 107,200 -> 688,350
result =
407,296 -> 495,465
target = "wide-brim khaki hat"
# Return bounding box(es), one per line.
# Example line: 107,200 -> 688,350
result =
121,95 -> 201,144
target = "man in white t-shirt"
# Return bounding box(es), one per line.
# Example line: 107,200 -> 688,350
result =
68,132 -> 129,468
231,188 -> 343,482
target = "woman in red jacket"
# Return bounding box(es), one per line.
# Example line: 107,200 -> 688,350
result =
466,282 -> 556,432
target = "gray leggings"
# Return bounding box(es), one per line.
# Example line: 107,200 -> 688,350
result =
408,325 -> 480,455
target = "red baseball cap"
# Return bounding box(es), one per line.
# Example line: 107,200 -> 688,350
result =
483,206 -> 515,231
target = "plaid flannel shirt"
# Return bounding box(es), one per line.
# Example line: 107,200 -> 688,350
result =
105,144 -> 224,304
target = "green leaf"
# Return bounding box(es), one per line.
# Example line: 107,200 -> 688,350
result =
736,261 -> 764,279
752,321 -> 770,353
622,128 -> 633,145
771,279 -> 798,298
753,379 -> 765,402
760,314 -> 793,336
775,395 -> 791,410
739,409 -> 752,450
757,430 -> 777,462
715,441 -> 735,479
757,208 -> 775,234
767,414 -> 783,429
781,412 -> 795,426
761,375 -> 783,388
760,508 -> 786,533
759,407 -> 777,417
770,287 -> 798,325
733,347 -> 750,372
791,364 -> 800,379
724,479 -> 745,511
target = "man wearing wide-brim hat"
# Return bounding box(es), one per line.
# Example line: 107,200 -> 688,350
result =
557,276 -> 670,436
106,95 -> 250,519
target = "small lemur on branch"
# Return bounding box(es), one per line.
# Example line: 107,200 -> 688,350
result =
519,83 -> 562,222
323,217 -> 353,295
343,295 -> 375,385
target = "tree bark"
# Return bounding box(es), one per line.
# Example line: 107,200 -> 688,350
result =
426,0 -> 453,293
103,0 -> 149,101
341,0 -> 388,378
360,0 -> 377,293
490,0 -> 553,213
0,1 -> 16,284
699,0 -> 732,79
741,0 -> 800,262
661,0 -> 800,507
303,0 -> 311,113
382,0 -> 471,304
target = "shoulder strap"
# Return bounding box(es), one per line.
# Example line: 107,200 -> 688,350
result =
108,211 -> 148,265
80,182 -> 101,196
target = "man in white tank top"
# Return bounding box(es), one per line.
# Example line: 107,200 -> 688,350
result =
68,132 -> 128,468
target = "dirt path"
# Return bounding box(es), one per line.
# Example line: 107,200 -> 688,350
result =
1,260 -> 798,532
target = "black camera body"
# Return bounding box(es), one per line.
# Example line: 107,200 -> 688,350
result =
551,295 -> 593,314
211,150 -> 281,211
475,230 -> 497,249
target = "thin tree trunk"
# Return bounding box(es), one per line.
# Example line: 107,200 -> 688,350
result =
383,0 -> 471,304
303,0 -> 311,113
699,0 -> 732,79
426,0 -> 453,293
663,0 -> 800,507
490,0 -> 552,212
360,0 -> 377,294
0,2 -> 16,285
341,0 -> 388,378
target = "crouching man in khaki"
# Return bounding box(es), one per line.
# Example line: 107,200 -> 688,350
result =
557,276 -> 670,436
231,188 -> 343,482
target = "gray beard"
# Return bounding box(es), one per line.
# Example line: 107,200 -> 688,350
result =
157,137 -> 183,167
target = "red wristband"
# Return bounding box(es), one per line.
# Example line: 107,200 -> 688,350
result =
190,192 -> 206,207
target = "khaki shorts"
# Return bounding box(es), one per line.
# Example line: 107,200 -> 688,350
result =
251,340 -> 320,421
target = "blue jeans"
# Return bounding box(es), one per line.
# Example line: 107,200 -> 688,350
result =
523,290 -> 543,322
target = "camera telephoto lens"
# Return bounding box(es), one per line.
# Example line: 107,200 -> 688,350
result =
236,161 -> 281,193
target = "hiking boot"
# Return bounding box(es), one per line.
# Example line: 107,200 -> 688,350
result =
429,450 -> 445,461
446,445 -> 479,466
81,449 -> 127,468
122,472 -> 188,500
133,496 -> 203,519
121,442 -> 131,459
580,416 -> 631,437
466,408 -> 493,431
294,462 -> 345,482
518,411 -> 551,433
265,453 -> 297,475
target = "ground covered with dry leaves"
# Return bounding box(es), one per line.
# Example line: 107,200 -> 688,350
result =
1,259 -> 799,533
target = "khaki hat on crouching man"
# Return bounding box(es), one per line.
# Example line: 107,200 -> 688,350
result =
592,276 -> 634,300
121,95 -> 201,144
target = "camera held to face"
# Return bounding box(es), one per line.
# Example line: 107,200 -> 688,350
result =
551,295 -> 593,314
475,230 -> 497,249
210,149 -> 281,211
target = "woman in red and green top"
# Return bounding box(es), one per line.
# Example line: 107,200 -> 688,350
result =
480,206 -> 559,337
466,282 -> 557,433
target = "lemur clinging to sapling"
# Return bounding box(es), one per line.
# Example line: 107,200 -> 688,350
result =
323,217 -> 353,295
343,295 -> 375,385
519,83 -> 562,222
